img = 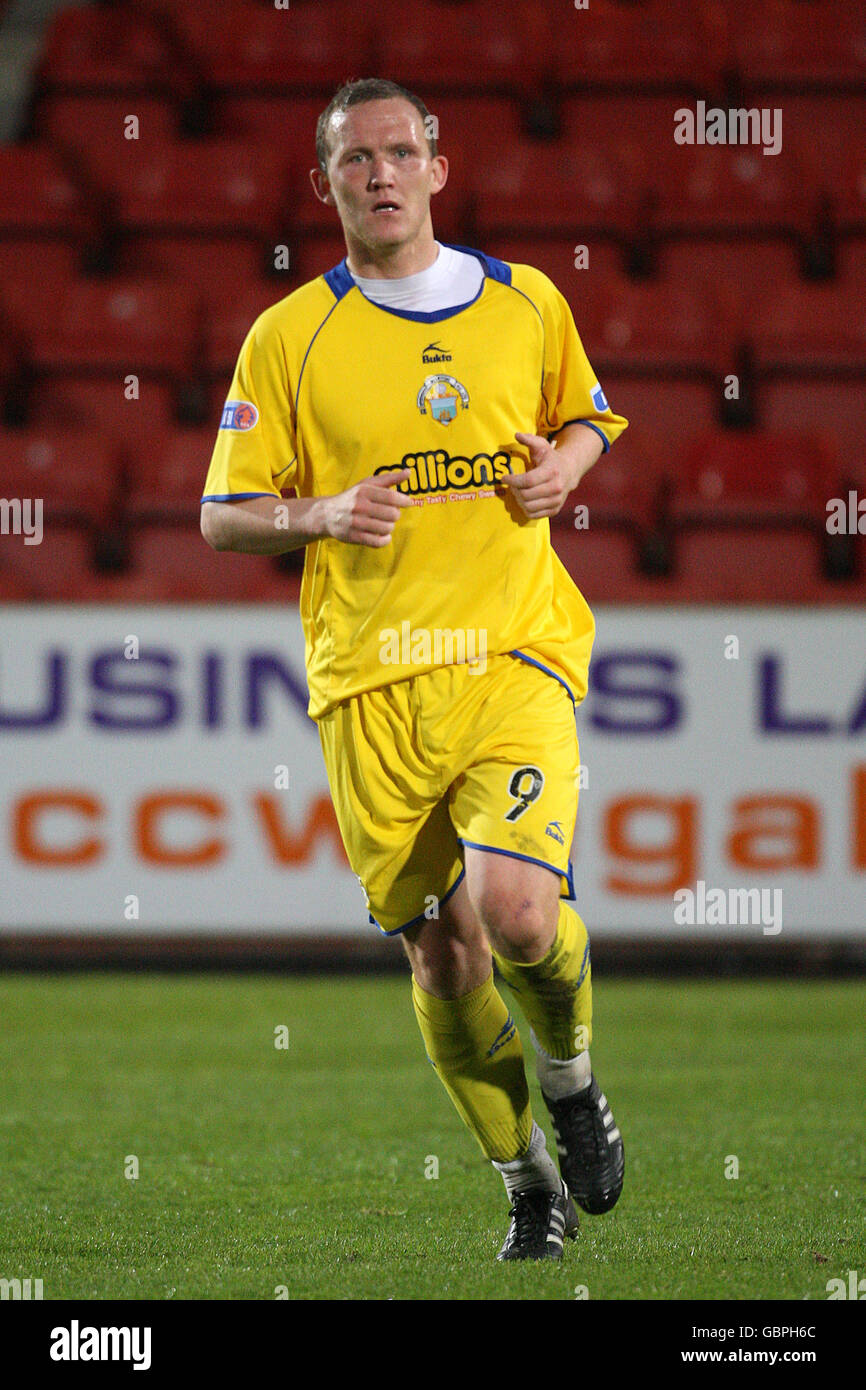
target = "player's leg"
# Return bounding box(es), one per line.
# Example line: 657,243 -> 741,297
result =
403,877 -> 578,1260
462,845 -> 624,1217
402,881 -> 532,1166
449,656 -> 624,1216
318,679 -> 569,1255
464,846 -> 592,1059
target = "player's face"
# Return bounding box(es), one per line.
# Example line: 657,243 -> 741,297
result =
313,99 -> 447,264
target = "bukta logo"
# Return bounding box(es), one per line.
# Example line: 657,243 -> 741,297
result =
487,1013 -> 517,1057
417,373 -> 469,425
422,340 -> 453,364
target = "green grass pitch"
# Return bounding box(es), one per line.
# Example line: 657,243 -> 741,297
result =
0,972 -> 863,1301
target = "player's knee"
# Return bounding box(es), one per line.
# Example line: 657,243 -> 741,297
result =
475,887 -> 554,963
402,925 -> 490,997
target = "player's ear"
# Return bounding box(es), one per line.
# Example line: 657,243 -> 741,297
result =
310,167 -> 336,205
429,154 -> 448,197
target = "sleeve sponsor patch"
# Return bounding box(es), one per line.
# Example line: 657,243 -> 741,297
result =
220,400 -> 259,431
590,382 -> 609,413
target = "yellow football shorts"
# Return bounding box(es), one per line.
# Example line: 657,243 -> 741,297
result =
317,652 -> 581,935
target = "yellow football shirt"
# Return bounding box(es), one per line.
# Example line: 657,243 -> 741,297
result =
202,246 -> 627,719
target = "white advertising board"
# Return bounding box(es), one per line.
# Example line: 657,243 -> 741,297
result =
0,606 -> 863,938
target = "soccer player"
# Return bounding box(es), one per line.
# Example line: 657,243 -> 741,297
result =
201,79 -> 627,1261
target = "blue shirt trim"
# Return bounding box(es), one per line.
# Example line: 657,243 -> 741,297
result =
569,419 -> 611,453
200,492 -> 277,503
368,865 -> 466,937
322,245 -> 512,323
458,841 -> 576,901
508,651 -> 577,707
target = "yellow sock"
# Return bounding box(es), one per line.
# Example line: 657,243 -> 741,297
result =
493,901 -> 593,1060
411,972 -> 533,1162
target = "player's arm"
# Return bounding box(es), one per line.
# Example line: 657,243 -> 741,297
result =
201,469 -> 415,553
504,423 -> 604,520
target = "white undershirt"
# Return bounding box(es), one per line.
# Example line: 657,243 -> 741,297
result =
347,243 -> 484,313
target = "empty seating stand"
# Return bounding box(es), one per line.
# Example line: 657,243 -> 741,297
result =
0,0 -> 863,605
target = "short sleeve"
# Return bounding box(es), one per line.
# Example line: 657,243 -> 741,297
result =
201,312 -> 298,502
540,286 -> 628,453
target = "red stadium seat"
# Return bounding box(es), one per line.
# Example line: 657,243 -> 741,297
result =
579,277 -> 727,379
473,135 -> 647,244
0,529 -> 105,600
2,279 -> 199,379
203,279 -> 292,378
36,4 -> 186,96
672,528 -> 825,599
0,427 -> 118,527
551,528 -> 644,602
836,143 -> 866,237
375,0 -> 552,96
759,380 -> 866,492
668,426 -> 842,595
600,378 -> 719,461
169,1 -> 373,93
119,234 -> 278,294
0,144 -> 91,242
670,430 -> 832,529
118,422 -> 302,600
94,140 -> 290,241
553,0 -> 719,93
0,565 -> 40,600
486,238 -> 624,293
0,240 -> 78,305
563,94 -> 682,165
220,95 -> 325,155
654,241 -> 800,338
123,528 -> 300,602
30,379 -> 180,439
34,94 -> 180,176
765,94 -> 866,200
425,96 -> 523,158
550,424 -> 660,541
749,281 -> 866,376
651,144 -> 814,244
126,426 -> 217,522
731,0 -> 866,89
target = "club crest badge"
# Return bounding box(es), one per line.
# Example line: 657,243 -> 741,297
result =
416,374 -> 469,426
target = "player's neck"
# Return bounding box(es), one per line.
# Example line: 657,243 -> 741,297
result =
345,230 -> 440,281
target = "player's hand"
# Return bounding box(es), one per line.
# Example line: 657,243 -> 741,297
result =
503,433 -> 579,519
323,468 -> 415,547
